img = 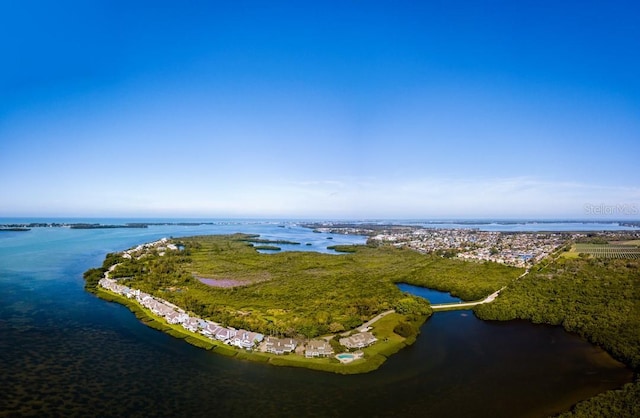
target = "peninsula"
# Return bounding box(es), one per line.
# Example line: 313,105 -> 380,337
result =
82,228 -> 640,415
84,233 -> 522,373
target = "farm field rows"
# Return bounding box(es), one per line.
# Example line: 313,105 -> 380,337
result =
573,244 -> 640,259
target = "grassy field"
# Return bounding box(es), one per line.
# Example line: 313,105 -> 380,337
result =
609,240 -> 640,246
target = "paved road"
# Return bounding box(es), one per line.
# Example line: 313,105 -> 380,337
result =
430,288 -> 502,311
357,310 -> 395,332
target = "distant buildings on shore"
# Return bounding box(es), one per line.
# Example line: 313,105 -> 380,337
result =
370,229 -> 568,267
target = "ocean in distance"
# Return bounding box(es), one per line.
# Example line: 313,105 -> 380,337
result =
0,219 -> 633,417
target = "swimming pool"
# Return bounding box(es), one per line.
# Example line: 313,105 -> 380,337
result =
336,352 -> 363,363
336,353 -> 354,360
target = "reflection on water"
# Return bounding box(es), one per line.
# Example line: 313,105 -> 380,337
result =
0,223 -> 632,417
397,282 -> 463,303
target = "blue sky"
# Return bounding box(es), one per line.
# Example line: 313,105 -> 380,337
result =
1,1 -> 639,219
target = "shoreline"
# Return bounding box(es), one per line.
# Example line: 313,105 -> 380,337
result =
82,234 -> 433,374
92,286 -> 422,375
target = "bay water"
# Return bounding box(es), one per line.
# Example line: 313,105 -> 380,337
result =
0,220 -> 632,417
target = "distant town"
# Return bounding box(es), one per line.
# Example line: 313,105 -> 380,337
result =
371,229 -> 566,267
306,223 -> 640,267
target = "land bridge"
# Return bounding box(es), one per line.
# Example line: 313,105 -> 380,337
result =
430,269 -> 530,311
430,288 -> 503,311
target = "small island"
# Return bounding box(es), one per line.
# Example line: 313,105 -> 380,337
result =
69,223 -> 149,229
83,234 -> 522,373
252,245 -> 282,251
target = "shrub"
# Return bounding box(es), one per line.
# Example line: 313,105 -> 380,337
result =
393,321 -> 416,338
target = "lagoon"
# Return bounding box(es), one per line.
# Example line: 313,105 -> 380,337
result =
397,282 -> 463,304
0,220 -> 632,417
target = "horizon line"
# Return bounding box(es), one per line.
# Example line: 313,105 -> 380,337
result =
1,216 -> 639,223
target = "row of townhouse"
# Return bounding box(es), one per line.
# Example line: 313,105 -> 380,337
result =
99,277 -> 133,296
200,322 -> 264,349
122,237 -> 179,260
98,277 -> 264,349
101,275 -> 369,357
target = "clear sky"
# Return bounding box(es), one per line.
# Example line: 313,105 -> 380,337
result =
2,1 -> 639,219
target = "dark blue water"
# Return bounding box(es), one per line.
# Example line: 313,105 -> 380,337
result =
0,220 -> 632,417
397,283 -> 462,304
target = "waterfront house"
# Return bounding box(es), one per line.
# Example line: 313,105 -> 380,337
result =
214,327 -> 237,342
339,331 -> 378,349
305,340 -> 334,358
201,322 -> 221,337
182,317 -> 200,332
136,292 -> 151,304
265,337 -> 298,355
232,330 -> 263,349
166,310 -> 188,324
253,332 -> 265,344
154,302 -> 175,317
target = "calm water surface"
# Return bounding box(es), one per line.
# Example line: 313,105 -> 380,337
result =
412,221 -> 639,232
0,221 -> 632,417
397,282 -> 462,304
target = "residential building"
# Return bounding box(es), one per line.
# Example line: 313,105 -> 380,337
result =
305,339 -> 334,358
265,337 -> 298,355
339,331 -> 377,349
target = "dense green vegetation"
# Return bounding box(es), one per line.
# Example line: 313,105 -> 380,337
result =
393,320 -> 418,338
327,245 -> 358,253
475,258 -> 639,368
83,252 -> 123,292
252,245 -> 281,251
106,234 -> 521,338
557,379 -> 640,418
474,256 -> 639,416
397,255 -> 524,301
